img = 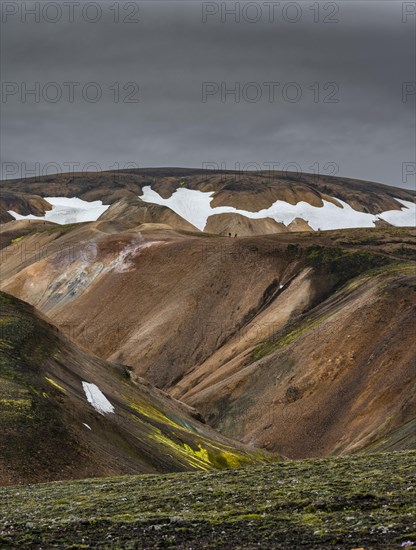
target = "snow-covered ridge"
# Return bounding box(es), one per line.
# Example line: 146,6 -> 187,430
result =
140,186 -> 416,231
7,189 -> 415,231
82,382 -> 115,415
8,197 -> 109,225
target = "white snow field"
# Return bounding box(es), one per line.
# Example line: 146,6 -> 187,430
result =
140,186 -> 416,231
378,199 -> 416,227
7,189 -> 415,231
8,197 -> 109,225
82,382 -> 115,415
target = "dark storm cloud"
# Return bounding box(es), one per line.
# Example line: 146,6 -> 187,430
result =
0,0 -> 415,188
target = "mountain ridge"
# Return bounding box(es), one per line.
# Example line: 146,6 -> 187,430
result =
1,169 -> 415,232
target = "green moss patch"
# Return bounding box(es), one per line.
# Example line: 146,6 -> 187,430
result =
306,245 -> 393,287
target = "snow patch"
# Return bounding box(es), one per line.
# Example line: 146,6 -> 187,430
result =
8,196 -> 109,225
83,423 -> 92,430
377,199 -> 416,227
140,186 -> 214,231
140,187 -> 416,231
82,382 -> 115,415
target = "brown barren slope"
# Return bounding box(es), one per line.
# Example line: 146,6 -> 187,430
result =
204,213 -> 288,236
1,221 -> 415,458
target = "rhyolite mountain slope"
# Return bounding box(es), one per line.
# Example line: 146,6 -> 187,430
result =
0,291 -> 274,486
1,168 -> 415,232
1,216 -> 415,459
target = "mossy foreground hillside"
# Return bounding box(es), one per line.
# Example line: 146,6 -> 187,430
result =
0,292 -> 274,485
0,451 -> 414,549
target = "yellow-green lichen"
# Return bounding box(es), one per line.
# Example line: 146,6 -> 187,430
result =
11,236 -> 25,244
252,312 -> 333,360
128,400 -> 182,430
45,377 -> 66,393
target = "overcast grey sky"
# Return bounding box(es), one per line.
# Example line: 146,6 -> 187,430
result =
1,0 -> 415,188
